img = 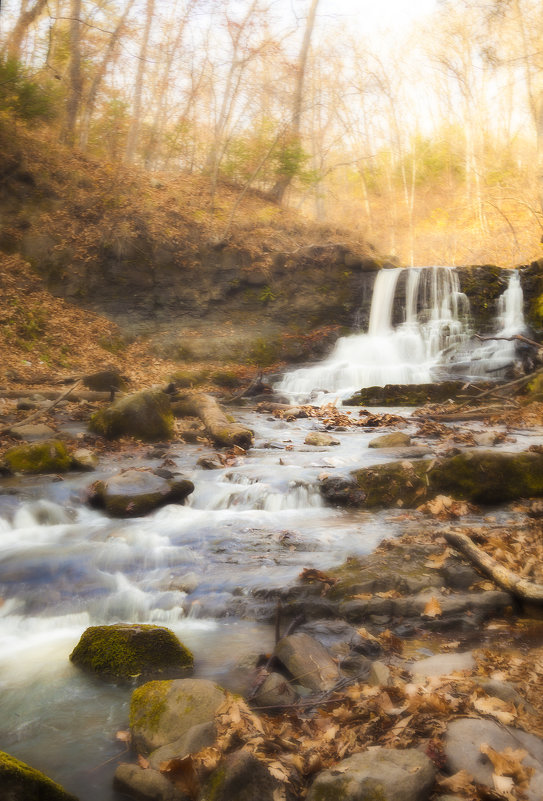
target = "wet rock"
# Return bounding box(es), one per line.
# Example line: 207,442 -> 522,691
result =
306,746 -> 435,801
204,749 -> 289,801
89,389 -> 174,441
320,476 -> 366,507
252,671 -> 298,712
410,651 -> 475,679
169,572 -> 200,594
148,722 -> 217,770
347,450 -> 543,509
338,653 -> 372,679
71,447 -> 98,471
130,678 -> 226,754
197,455 -> 222,469
113,763 -> 187,801
368,432 -> 411,448
0,750 -> 79,801
2,440 -> 72,474
445,718 -> 543,801
304,432 -> 340,446
9,423 -> 56,441
297,619 -> 370,653
88,468 -> 193,517
69,624 -> 193,684
473,431 -> 500,447
273,632 -> 340,692
368,661 -> 391,686
474,678 -> 536,713
344,381 -> 494,407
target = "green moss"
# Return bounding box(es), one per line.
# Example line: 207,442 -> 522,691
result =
89,389 -> 174,441
130,680 -> 170,733
0,751 -> 79,801
70,624 -> 193,683
211,369 -> 241,388
3,440 -> 72,474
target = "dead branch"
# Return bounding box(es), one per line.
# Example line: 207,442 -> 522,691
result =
454,366 -> 543,410
444,530 -> 543,603
474,332 -> 542,349
0,380 -> 82,436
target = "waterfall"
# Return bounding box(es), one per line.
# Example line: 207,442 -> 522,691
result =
277,266 -> 471,402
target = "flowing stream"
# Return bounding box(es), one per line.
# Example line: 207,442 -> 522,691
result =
0,266 -> 532,799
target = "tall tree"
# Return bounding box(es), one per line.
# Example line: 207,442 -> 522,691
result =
3,0 -> 49,62
268,0 -> 320,204
124,0 -> 155,164
62,0 -> 82,145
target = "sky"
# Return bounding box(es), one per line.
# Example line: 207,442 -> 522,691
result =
310,0 -> 439,35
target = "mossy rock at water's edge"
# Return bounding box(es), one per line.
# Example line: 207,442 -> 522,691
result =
343,381 -> 495,407
327,450 -> 543,509
89,389 -> 174,441
0,750 -> 79,801
70,624 -> 194,684
2,440 -> 72,474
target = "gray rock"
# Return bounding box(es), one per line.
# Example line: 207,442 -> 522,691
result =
114,763 -> 187,801
9,423 -> 56,441
88,468 -> 194,517
368,661 -> 391,686
445,718 -> 543,801
149,722 -> 217,770
130,678 -> 226,755
410,651 -> 475,679
307,746 -> 435,801
252,671 -> 298,711
473,431 -> 499,447
305,432 -> 340,447
203,749 -> 286,801
274,632 -> 340,692
71,448 -> 98,471
197,456 -> 222,469
368,432 -> 411,449
339,653 -> 372,679
474,678 -> 536,713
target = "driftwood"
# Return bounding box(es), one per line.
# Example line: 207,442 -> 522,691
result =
444,530 -> 543,603
0,380 -> 82,436
474,332 -> 542,349
414,404 -> 512,422
173,392 -> 253,449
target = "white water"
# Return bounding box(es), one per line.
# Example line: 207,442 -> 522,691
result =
278,267 -> 527,402
278,266 -> 471,402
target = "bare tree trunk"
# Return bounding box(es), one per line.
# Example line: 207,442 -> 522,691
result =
3,0 -> 48,62
125,0 -> 155,164
79,0 -> 134,151
269,0 -> 320,204
61,0 -> 82,146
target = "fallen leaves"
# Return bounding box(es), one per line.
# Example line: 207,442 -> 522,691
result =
422,596 -> 443,619
473,696 -> 517,726
418,495 -> 479,519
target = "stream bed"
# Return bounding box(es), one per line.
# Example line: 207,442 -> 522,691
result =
1,405 -> 542,799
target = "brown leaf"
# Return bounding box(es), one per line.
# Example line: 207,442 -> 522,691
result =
422,596 -> 442,619
159,756 -> 200,800
437,769 -> 476,793
115,730 -> 131,743
137,755 -> 150,769
473,696 -> 516,725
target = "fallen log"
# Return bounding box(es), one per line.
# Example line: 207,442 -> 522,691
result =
172,392 -> 253,449
444,530 -> 543,603
0,389 -> 111,402
0,381 -> 82,436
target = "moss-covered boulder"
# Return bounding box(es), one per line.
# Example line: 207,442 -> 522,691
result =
0,751 -> 79,801
343,381 -> 495,407
130,678 -> 226,755
2,440 -> 72,474
69,624 -> 193,684
331,450 -> 543,509
89,389 -> 174,441
88,468 -> 193,517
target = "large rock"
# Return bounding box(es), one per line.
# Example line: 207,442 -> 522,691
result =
89,389 -> 174,441
342,450 -> 543,509
113,763 -> 186,801
149,722 -> 216,770
69,624 -> 193,683
273,632 -> 340,692
130,678 -> 226,755
305,432 -> 340,447
252,672 -> 298,711
445,718 -> 543,801
2,440 -> 72,474
88,468 -> 193,517
344,381 -> 494,407
203,749 -> 287,801
410,651 -> 475,679
8,423 -> 56,441
306,747 -> 435,801
368,432 -> 411,448
0,750 -> 79,801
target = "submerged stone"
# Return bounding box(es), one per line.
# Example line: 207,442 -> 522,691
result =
273,632 -> 340,692
0,750 -> 79,801
69,624 -> 193,683
2,440 -> 72,474
89,389 -> 174,441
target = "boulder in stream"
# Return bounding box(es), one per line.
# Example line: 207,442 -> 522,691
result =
203,749 -> 290,801
368,431 -> 411,448
273,632 -> 340,692
69,624 -> 193,683
340,450 -> 543,509
0,750 -> 79,801
304,432 -> 340,446
130,678 -> 226,754
89,389 -> 174,441
306,746 -> 435,801
114,763 -> 185,801
88,468 -> 194,517
2,440 -> 72,474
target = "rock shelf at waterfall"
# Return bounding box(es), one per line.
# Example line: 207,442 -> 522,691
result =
277,267 -> 528,404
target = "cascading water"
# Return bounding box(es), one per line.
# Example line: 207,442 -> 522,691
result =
278,266 -> 471,402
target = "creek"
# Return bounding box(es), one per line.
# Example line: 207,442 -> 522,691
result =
0,265 -> 536,799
